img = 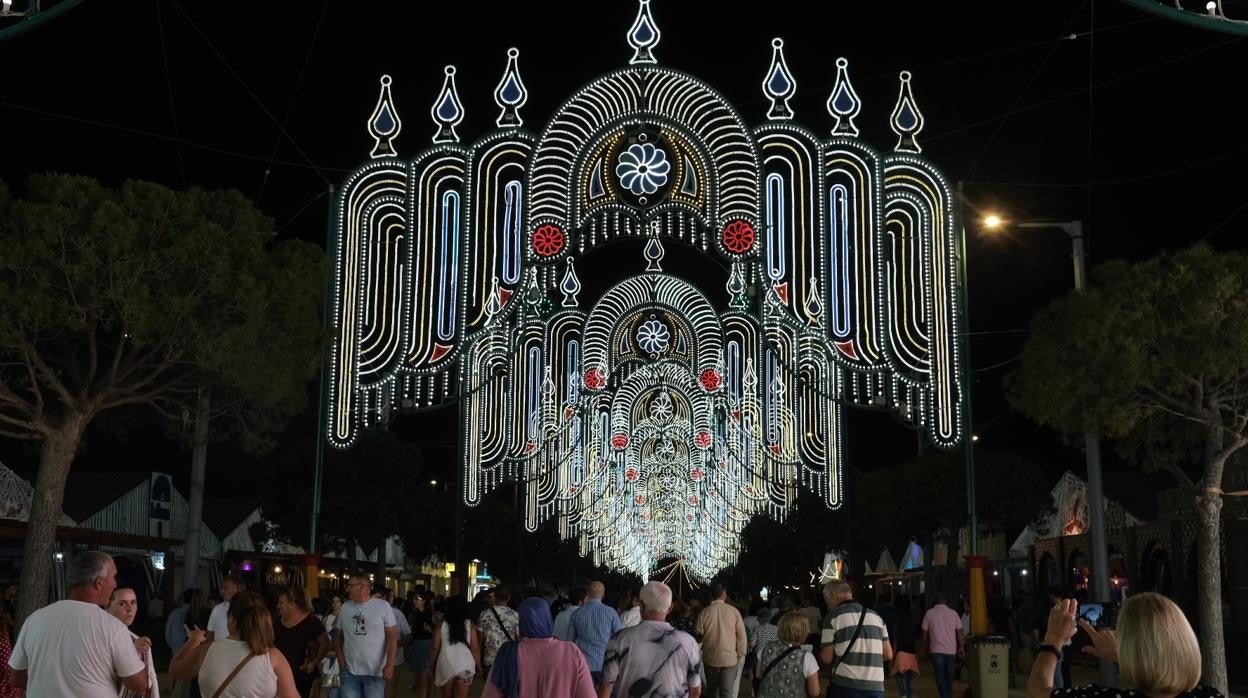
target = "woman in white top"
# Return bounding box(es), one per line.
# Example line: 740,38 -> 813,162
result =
170,590 -> 300,698
430,596 -> 479,698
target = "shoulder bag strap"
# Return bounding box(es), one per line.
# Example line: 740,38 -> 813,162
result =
758,645 -> 801,685
828,609 -> 869,677
489,606 -> 515,642
212,652 -> 257,698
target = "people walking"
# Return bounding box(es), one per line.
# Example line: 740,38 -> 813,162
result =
170,589 -> 300,697
431,596 -> 479,698
8,551 -> 149,697
567,581 -> 621,685
108,586 -> 161,698
754,611 -> 819,698
275,587 -> 331,698
697,583 -> 747,698
818,582 -> 893,698
889,600 -> 920,698
599,581 -> 702,698
919,593 -> 965,698
408,592 -> 435,698
553,586 -> 586,642
208,575 -> 246,642
482,597 -> 595,698
476,588 -> 519,681
335,574 -> 398,698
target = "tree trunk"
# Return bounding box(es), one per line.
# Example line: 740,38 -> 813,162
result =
182,390 -> 209,593
17,416 -> 87,624
945,533 -> 961,607
1196,428 -> 1231,694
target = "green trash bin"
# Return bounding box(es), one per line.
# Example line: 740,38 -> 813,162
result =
968,634 -> 1011,697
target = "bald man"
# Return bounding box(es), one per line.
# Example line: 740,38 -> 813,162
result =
568,581 -> 622,685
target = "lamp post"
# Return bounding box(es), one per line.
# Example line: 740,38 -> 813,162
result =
984,215 -> 1114,686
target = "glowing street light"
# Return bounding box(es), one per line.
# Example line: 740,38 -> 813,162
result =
982,214 -> 1003,231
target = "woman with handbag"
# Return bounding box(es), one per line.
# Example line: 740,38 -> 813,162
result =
170,590 -> 301,698
754,612 -> 820,698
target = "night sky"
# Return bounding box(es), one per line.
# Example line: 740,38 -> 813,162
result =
1,1 -> 1243,501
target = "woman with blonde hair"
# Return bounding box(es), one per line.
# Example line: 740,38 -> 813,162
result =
754,611 -> 819,698
1027,592 -> 1223,698
171,590 -> 301,698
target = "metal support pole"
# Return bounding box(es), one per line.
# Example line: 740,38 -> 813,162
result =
957,182 -> 987,636
309,184 -> 335,553
1068,221 -> 1115,687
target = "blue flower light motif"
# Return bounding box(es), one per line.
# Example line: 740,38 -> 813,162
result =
615,143 -> 671,196
636,319 -> 670,354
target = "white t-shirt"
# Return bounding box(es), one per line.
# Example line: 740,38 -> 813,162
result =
207,601 -> 231,640
336,598 -> 396,677
391,606 -> 411,666
9,599 -> 146,698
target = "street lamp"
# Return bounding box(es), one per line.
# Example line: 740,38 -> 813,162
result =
982,213 -> 1114,686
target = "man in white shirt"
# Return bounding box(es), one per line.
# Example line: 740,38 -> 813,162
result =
337,574 -> 398,698
205,574 -> 244,641
554,586 -> 588,641
9,550 -> 149,697
620,592 -> 642,628
374,587 -> 412,698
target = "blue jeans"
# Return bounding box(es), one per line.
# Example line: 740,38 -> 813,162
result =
339,670 -> 386,698
826,685 -> 883,698
931,653 -> 956,698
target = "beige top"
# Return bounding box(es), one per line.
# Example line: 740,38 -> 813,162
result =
198,639 -> 277,698
696,599 -> 748,668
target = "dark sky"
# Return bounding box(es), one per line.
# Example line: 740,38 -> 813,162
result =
1,1 -> 1244,497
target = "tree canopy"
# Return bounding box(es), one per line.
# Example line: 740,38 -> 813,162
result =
0,174 -> 324,620
1009,243 -> 1248,692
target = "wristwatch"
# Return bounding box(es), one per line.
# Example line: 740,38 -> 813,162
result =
1037,644 -> 1062,659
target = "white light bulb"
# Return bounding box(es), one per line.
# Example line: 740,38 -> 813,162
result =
0,0 -> 11,13
1207,1 -> 1217,13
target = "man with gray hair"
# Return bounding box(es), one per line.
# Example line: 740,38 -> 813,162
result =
9,550 -> 149,697
599,580 -> 702,698
819,581 -> 892,698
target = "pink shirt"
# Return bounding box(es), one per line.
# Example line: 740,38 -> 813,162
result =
481,637 -> 596,698
921,604 -> 963,656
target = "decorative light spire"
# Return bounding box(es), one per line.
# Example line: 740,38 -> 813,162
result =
494,48 -> 528,128
762,38 -> 796,121
727,263 -> 748,311
890,71 -> 925,153
431,66 -> 464,144
627,0 -> 661,65
367,75 -> 401,158
644,236 -> 666,272
560,258 -> 582,307
803,275 -> 824,324
827,57 -> 861,137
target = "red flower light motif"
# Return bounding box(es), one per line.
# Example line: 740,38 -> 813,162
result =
634,494 -> 646,505
690,467 -> 704,481
624,466 -> 639,481
721,220 -> 756,254
686,514 -> 695,522
532,224 -> 566,257
694,431 -> 712,449
688,494 -> 699,505
584,368 -> 607,390
613,433 -> 630,450
524,441 -> 537,454
699,369 -> 722,391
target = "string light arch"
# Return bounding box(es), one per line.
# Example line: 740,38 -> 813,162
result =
328,0 -> 965,581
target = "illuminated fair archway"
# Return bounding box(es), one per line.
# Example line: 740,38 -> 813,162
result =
328,0 -> 964,580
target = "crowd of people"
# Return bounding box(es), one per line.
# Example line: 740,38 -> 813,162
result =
0,550 -> 1227,698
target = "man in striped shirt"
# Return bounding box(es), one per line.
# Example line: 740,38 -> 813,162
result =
818,582 -> 893,698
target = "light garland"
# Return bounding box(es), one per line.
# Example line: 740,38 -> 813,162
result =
327,2 -> 965,580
